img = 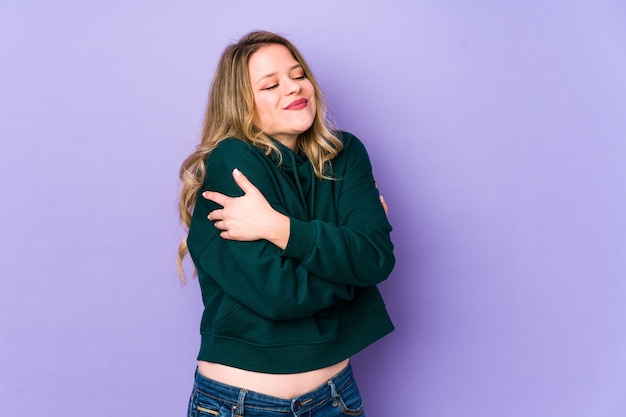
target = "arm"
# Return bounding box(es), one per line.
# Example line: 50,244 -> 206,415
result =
280,135 -> 395,286
188,140 -> 354,321
204,168 -> 291,250
206,170 -> 388,246
202,134 -> 395,288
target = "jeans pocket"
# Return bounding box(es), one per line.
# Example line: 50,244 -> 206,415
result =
188,388 -> 230,417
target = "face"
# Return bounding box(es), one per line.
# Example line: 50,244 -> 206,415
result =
248,44 -> 316,149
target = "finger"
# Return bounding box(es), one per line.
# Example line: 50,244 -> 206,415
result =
203,190 -> 228,206
380,195 -> 389,215
207,209 -> 224,221
232,168 -> 260,195
219,230 -> 234,240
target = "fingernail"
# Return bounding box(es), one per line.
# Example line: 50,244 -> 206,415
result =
233,168 -> 241,176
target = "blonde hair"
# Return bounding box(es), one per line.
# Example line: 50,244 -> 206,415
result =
177,30 -> 342,283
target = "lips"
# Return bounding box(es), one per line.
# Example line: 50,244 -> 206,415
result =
285,98 -> 308,110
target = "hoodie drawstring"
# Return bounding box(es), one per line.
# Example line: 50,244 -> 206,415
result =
287,151 -> 316,220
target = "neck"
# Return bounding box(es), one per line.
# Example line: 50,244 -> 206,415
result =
273,135 -> 298,152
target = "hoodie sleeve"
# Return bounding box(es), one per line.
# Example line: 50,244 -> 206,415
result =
281,133 -> 395,286
187,139 -> 354,322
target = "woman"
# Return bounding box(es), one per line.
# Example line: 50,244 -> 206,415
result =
178,30 -> 395,417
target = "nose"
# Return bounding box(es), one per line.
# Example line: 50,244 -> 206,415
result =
284,77 -> 301,95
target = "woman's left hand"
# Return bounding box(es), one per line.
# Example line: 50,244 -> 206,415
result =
203,169 -> 290,248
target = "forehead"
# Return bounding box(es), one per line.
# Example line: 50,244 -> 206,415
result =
248,44 -> 300,76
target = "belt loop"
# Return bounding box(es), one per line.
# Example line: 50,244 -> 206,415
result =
328,379 -> 338,399
233,389 -> 247,417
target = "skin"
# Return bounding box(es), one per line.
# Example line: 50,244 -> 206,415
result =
198,43 -> 389,398
202,43 -> 316,249
249,43 -> 317,151
198,44 -> 349,398
204,44 -> 387,245
200,167 -> 349,398
204,168 -> 290,249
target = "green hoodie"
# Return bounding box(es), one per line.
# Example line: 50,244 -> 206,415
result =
187,131 -> 395,373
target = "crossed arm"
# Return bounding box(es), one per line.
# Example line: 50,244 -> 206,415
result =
203,168 -> 388,249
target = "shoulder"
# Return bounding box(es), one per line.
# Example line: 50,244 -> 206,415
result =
204,137 -> 279,190
206,137 -> 268,166
335,130 -> 356,146
334,131 -> 370,161
212,137 -> 257,155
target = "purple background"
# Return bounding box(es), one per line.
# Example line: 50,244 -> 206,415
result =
1,1 -> 625,416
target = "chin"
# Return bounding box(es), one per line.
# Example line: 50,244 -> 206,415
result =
296,120 -> 316,133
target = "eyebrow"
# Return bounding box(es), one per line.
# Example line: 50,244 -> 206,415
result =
254,64 -> 303,86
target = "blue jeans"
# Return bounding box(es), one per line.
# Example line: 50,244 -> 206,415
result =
187,364 -> 365,417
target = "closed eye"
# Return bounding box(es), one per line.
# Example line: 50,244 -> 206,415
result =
261,74 -> 305,90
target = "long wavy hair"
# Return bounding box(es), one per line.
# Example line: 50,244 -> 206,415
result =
177,30 -> 342,283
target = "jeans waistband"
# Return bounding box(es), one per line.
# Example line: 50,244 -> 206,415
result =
193,363 -> 355,414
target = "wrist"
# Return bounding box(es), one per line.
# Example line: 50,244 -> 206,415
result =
266,211 -> 290,250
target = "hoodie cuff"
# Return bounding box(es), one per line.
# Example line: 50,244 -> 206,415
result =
281,217 -> 316,261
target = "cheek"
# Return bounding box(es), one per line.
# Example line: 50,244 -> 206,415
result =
308,96 -> 317,119
304,81 -> 315,96
252,98 -> 275,130
305,83 -> 317,114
